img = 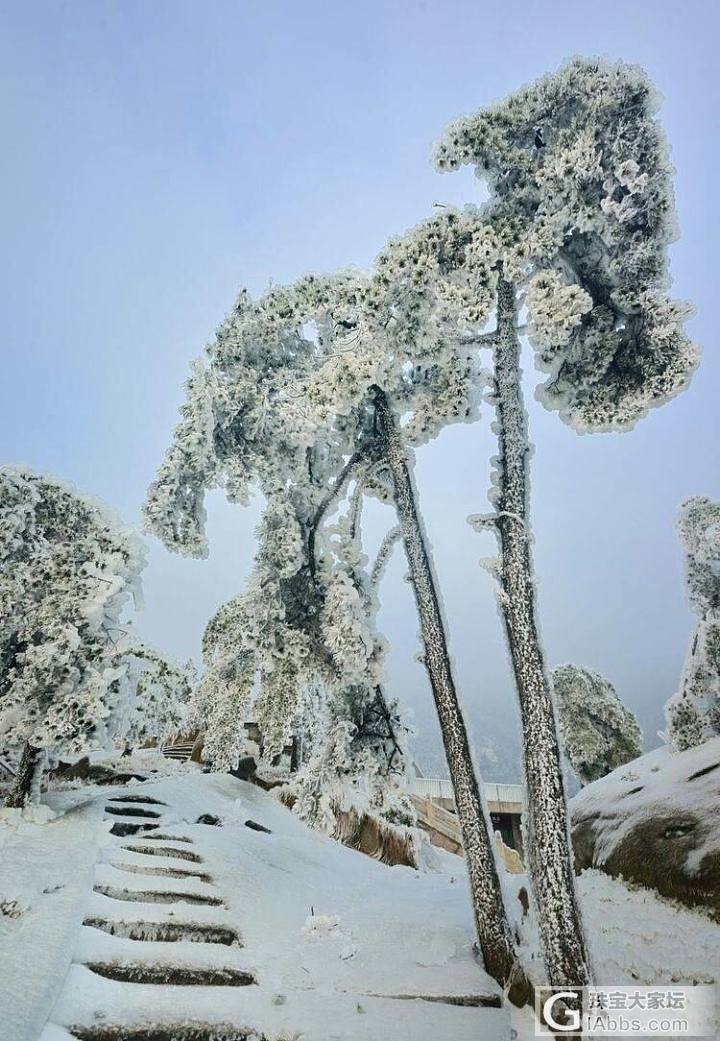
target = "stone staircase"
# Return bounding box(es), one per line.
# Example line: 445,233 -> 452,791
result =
44,790 -> 260,1041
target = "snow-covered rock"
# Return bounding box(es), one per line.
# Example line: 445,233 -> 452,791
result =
571,737 -> 720,915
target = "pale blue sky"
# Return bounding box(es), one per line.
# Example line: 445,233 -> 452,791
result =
1,1 -> 717,777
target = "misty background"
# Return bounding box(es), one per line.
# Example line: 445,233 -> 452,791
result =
2,1 -> 717,779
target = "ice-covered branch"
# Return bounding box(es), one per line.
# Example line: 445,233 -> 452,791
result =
371,526 -> 401,588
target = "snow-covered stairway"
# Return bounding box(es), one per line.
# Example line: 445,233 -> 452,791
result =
41,789 -> 261,1041
38,774 -> 512,1041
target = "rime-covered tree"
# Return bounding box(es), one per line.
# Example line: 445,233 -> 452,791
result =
429,57 -> 698,990
191,506 -> 411,830
145,273 -> 524,995
294,240 -> 529,995
552,664 -> 643,784
666,497 -> 720,750
0,466 -> 145,805
117,642 -> 194,749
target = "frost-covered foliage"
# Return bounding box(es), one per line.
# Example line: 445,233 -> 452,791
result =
116,642 -> 194,747
144,260 -> 487,557
0,466 -> 145,759
144,275 -> 366,555
434,57 -> 699,430
288,685 -> 413,830
552,664 -> 643,784
667,623 -> 720,752
142,361 -> 218,558
191,493 -> 411,826
666,497 -> 720,751
144,262 -> 487,825
676,496 -> 720,616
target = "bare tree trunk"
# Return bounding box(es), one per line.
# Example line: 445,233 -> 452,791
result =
5,741 -> 44,808
371,385 -> 525,998
490,277 -> 591,990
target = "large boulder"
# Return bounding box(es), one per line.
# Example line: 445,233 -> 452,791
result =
571,737 -> 720,917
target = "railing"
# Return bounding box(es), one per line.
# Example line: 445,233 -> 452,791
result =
410,794 -> 463,848
160,742 -> 195,761
409,776 -> 524,812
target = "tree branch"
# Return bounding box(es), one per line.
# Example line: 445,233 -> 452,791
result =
458,330 -> 499,346
308,441 -> 381,574
371,526 -> 401,587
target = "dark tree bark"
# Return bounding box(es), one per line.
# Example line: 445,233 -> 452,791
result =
490,277 -> 591,990
371,385 -> 525,997
5,741 -> 44,808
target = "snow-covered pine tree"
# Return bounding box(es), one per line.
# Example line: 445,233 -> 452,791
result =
666,497 -> 720,750
552,664 -> 643,784
431,57 -> 699,991
144,271 -> 524,996
0,466 -> 145,805
143,278 -> 413,831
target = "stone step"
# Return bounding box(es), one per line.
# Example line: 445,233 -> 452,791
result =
133,834 -> 193,844
111,862 -> 212,884
82,917 -> 242,947
110,823 -> 159,838
105,807 -> 163,819
70,1026 -> 254,1041
122,845 -> 203,864
85,962 -> 255,987
93,884 -> 223,907
108,796 -> 167,806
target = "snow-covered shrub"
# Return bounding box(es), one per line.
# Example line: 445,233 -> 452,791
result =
0,467 -> 194,806
288,684 -> 412,833
192,502 -> 411,823
666,497 -> 720,751
0,466 -> 145,764
552,664 -> 643,785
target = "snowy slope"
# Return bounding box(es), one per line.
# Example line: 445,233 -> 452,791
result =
3,772 -> 511,1041
2,767 -> 719,1041
0,793 -> 105,1041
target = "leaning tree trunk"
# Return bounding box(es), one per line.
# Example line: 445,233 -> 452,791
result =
490,277 -> 591,991
5,741 -> 44,808
371,385 -> 525,998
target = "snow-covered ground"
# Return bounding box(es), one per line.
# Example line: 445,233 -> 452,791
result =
1,763 -> 718,1041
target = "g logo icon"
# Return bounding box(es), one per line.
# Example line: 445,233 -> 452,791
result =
536,988 -> 583,1035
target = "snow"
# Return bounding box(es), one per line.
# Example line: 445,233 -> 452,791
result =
0,791 -> 105,1041
2,769 -> 718,1041
577,870 -> 720,988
